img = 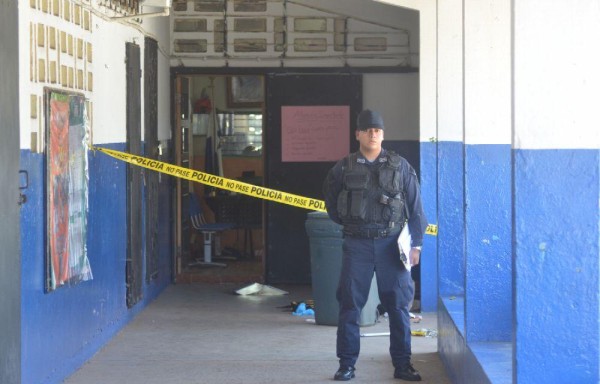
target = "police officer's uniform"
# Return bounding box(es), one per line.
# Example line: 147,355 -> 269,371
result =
323,120 -> 427,380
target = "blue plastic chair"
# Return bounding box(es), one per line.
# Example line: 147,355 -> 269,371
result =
188,194 -> 236,267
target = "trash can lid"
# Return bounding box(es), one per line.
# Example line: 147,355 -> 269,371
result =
307,211 -> 330,219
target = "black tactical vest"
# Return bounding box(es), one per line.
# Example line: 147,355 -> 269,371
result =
336,151 -> 406,228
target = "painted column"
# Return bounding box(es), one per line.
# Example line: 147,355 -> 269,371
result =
437,0 -> 465,299
464,0 -> 512,342
417,0 -> 439,312
405,0 -> 440,313
0,2 -> 21,383
513,1 -> 600,382
436,2 -> 468,381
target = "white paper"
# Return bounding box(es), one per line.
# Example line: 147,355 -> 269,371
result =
397,224 -> 412,272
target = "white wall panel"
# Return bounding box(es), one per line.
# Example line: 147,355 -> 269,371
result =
464,0 -> 511,145
372,0 -> 436,141
19,2 -> 96,150
92,21 -> 139,144
20,2 -> 171,148
437,0 -> 463,142
514,0 -> 600,149
19,1 -> 32,150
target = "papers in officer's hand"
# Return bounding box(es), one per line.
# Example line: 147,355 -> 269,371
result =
397,224 -> 412,272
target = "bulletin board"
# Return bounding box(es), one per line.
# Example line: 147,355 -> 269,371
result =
281,105 -> 350,162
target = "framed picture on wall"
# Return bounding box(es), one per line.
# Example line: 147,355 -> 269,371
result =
227,76 -> 263,108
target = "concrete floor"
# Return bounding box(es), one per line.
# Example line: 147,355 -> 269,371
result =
64,283 -> 451,384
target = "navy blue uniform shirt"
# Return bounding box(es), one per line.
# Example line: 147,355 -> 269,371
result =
323,148 -> 428,247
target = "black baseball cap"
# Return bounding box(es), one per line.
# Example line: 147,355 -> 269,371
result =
357,109 -> 384,131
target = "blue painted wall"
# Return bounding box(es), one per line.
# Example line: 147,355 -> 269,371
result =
438,141 -> 465,297
438,146 -> 599,384
420,141 -> 438,311
514,149 -> 599,383
464,144 -> 512,342
20,143 -> 173,384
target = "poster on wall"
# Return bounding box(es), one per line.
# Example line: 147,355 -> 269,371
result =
46,92 -> 92,292
281,105 -> 350,162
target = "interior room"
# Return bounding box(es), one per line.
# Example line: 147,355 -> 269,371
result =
176,74 -> 266,283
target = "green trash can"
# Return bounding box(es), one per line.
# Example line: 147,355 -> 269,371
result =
305,211 -> 380,326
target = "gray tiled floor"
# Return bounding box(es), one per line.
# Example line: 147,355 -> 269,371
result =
65,283 -> 450,384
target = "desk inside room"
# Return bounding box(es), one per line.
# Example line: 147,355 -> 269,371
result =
206,194 -> 262,259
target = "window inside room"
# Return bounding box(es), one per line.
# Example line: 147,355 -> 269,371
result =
219,113 -> 262,156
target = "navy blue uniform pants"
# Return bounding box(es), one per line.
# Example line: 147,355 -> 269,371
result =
336,234 -> 414,369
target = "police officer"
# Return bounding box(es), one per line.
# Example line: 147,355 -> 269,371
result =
323,109 -> 428,381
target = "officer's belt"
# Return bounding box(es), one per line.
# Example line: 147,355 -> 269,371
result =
343,226 -> 401,239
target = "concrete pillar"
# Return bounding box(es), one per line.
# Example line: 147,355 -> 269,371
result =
413,0 -> 438,313
0,1 -> 21,383
437,0 -> 465,299
464,0 -> 512,342
513,1 -> 600,382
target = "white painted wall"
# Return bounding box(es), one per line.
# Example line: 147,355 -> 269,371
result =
513,0 -> 600,150
91,16 -> 172,144
368,0 -> 437,142
464,0 -> 511,145
92,21 -> 143,144
373,0 -> 600,149
18,2 -> 99,150
437,0 -> 463,142
363,73 -> 419,141
19,2 -> 171,148
18,2 -> 33,150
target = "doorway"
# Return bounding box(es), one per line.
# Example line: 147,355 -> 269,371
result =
264,73 -> 362,284
174,74 -> 265,283
172,71 -> 364,285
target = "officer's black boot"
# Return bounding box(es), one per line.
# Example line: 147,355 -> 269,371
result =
334,366 -> 355,381
394,363 -> 422,381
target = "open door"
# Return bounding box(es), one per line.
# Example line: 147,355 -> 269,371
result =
265,73 -> 362,284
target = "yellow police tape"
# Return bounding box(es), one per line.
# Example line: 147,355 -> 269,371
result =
92,146 -> 438,236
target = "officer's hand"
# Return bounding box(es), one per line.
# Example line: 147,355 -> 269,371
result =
409,248 -> 421,266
